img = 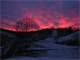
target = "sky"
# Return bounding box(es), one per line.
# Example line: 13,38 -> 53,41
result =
0,0 -> 79,1
0,0 -> 79,20
0,0 -> 80,31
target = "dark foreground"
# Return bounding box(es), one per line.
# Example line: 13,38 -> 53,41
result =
0,28 -> 80,60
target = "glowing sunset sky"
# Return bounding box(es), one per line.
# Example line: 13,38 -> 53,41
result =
0,0 -> 80,32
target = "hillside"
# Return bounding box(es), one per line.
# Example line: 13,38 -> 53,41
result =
0,28 -> 79,59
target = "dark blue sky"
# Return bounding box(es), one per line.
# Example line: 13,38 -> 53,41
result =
0,0 -> 79,20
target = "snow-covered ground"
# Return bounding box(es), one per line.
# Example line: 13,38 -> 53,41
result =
1,30 -> 80,60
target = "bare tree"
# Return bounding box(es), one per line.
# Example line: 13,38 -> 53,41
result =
16,17 -> 39,32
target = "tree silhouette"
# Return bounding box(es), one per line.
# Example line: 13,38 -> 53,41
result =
16,17 -> 39,32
